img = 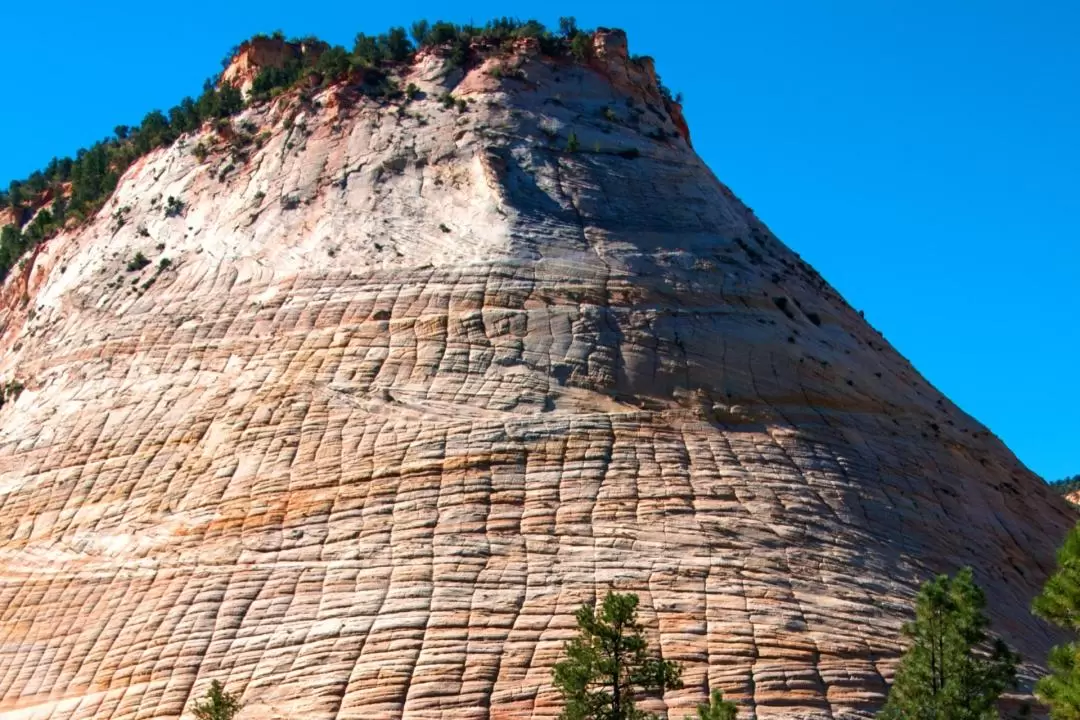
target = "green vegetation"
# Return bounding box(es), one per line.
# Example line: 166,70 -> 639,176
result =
689,689 -> 737,720
0,16 -> 679,286
879,567 -> 1018,720
125,252 -> 151,272
164,196 -> 185,218
191,680 -> 242,720
552,591 -> 682,720
0,380 -> 25,410
1033,523 -> 1080,718
0,78 -> 239,279
1050,475 -> 1080,498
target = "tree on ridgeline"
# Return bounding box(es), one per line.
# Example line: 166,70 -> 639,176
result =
879,567 -> 1018,719
553,591 -> 683,720
1049,475 -> 1080,503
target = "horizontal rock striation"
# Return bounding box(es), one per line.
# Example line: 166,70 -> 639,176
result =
0,30 -> 1072,720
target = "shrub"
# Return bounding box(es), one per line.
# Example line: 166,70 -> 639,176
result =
410,19 -> 430,46
405,83 -> 420,100
566,131 -> 580,153
424,21 -> 460,46
164,196 -> 185,218
0,379 -> 25,409
126,252 -> 150,272
316,45 -> 351,83
1050,475 -> 1080,497
384,27 -> 413,61
191,680 -> 242,720
570,33 -> 592,60
691,689 -> 737,720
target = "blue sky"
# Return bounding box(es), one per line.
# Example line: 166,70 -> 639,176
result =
2,1 -> 1077,480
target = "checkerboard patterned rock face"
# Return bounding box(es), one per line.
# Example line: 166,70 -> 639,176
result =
0,35 -> 1071,720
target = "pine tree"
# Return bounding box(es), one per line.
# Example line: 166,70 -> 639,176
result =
552,591 -> 682,720
410,19 -> 430,46
880,567 -> 1018,719
689,689 -> 737,720
384,26 -> 413,61
191,679 -> 242,720
1032,523 -> 1080,719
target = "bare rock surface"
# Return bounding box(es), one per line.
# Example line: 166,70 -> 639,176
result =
0,32 -> 1073,719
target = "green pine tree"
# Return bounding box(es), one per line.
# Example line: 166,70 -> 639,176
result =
1033,523 -> 1080,719
552,591 -> 683,720
879,567 -> 1018,719
689,688 -> 737,720
191,679 -> 242,720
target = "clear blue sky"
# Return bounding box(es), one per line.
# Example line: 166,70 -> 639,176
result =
2,1 -> 1077,480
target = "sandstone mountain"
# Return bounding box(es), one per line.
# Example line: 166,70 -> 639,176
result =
0,27 -> 1073,720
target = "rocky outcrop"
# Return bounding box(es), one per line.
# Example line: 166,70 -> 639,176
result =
219,36 -> 326,97
0,31 -> 1072,720
0,206 -> 26,230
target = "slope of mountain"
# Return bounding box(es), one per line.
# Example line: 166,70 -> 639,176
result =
0,27 -> 1072,720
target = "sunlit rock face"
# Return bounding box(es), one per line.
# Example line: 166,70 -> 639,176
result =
0,30 -> 1072,720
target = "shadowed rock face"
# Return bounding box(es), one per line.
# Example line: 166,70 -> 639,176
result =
0,32 -> 1072,720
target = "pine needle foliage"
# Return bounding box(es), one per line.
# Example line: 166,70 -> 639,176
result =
552,591 -> 682,720
689,688 -> 737,720
879,567 -> 1018,720
190,680 -> 242,720
1033,524 -> 1080,719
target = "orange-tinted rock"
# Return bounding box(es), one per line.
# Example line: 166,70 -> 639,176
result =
0,28 -> 1071,720
219,36 -> 327,98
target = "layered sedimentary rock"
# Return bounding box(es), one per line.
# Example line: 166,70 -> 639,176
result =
0,30 -> 1072,720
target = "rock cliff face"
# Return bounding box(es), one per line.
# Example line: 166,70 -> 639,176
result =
0,30 -> 1072,720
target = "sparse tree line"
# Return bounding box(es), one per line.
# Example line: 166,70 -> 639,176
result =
189,519 -> 1080,719
0,16 -> 681,285
1050,475 -> 1080,500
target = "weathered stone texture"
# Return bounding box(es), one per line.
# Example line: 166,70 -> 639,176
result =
0,36 -> 1072,719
